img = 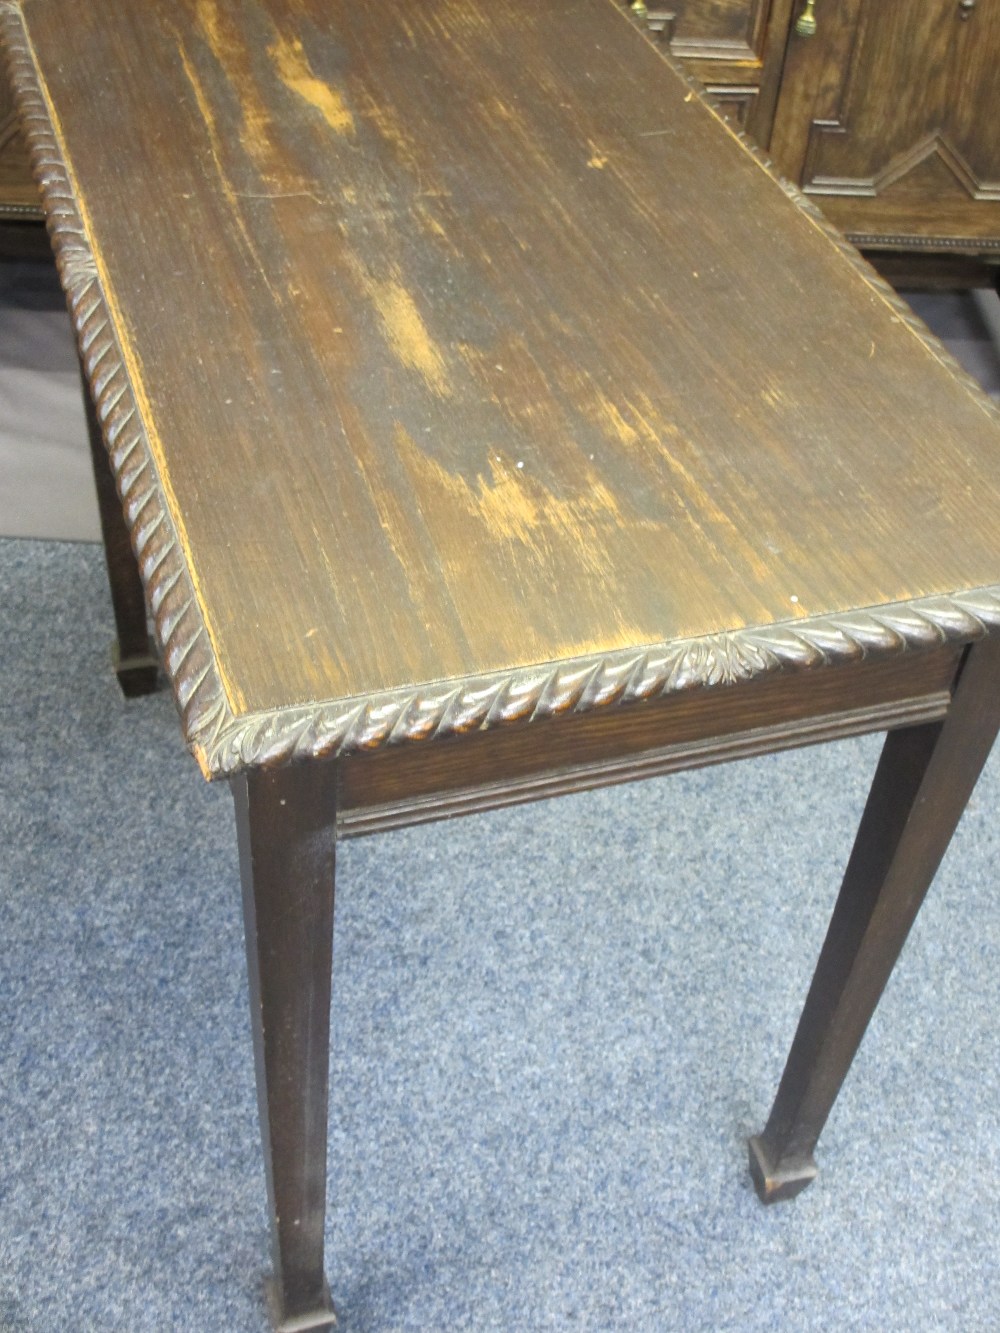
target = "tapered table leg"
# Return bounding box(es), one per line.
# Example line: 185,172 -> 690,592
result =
233,762 -> 339,1332
750,637 -> 1000,1203
80,361 -> 159,696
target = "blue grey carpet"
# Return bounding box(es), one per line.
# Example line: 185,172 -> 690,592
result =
2,537 -> 1000,1332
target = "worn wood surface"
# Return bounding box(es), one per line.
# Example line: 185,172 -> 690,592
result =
7,0 -> 1000,776
769,0 -> 1000,249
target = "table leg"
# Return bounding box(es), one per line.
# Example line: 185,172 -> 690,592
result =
749,636 -> 1000,1203
80,361 -> 159,696
232,762 -> 339,1332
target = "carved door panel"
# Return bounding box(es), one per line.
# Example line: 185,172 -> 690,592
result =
652,0 -> 772,61
0,69 -> 41,218
769,0 -> 1000,250
645,0 -> 794,139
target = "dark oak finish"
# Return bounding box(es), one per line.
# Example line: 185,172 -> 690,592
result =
703,83 -> 759,131
750,636 -> 1000,1200
769,0 -> 1000,253
338,646 -> 961,833
5,1 -> 1000,1325
6,0 -> 1000,779
644,0 -> 795,141
234,761 -> 339,1333
639,0 -> 1000,277
650,0 -> 773,53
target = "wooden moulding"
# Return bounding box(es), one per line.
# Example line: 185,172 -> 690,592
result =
851,233 -> 1000,255
4,0 -> 1000,782
337,646 -> 961,835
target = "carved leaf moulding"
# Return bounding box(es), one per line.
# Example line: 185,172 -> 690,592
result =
5,0 -> 1000,781
206,588 -> 1000,776
806,133 -> 1000,203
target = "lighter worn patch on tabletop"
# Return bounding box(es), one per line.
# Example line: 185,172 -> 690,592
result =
596,392 -> 640,447
177,42 -> 224,155
195,0 -> 237,61
369,277 -> 451,395
269,33 -> 355,136
630,391 -> 774,585
185,2 -> 276,167
174,40 -> 284,302
394,426 -> 634,574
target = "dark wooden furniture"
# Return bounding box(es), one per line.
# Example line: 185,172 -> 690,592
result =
4,2 -> 1000,279
640,0 -> 1000,283
639,0 -> 796,137
5,2 -> 1000,1328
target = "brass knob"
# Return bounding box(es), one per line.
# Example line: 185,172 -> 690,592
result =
959,0 -> 976,18
796,0 -> 818,36
630,0 -> 648,17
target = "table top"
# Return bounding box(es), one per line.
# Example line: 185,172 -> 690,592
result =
5,0 -> 1000,778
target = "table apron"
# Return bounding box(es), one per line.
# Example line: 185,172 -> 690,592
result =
337,646 -> 961,838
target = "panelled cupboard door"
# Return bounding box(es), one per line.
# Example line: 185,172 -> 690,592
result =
0,68 -> 39,217
769,0 -> 1000,251
646,0 -> 773,63
643,0 -> 795,139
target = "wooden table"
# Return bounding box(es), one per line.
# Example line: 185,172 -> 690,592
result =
5,1 -> 1000,1328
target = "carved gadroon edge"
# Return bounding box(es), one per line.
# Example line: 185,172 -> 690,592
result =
203,588 -> 1000,775
5,2 -> 1000,782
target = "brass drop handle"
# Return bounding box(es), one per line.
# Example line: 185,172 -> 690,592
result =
958,0 -> 977,18
796,0 -> 818,36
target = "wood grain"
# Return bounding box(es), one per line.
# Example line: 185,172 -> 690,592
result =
769,0 -> 1000,249
6,0 -> 1000,778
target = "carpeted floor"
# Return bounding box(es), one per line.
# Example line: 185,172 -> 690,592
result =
3,537 -> 1000,1331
